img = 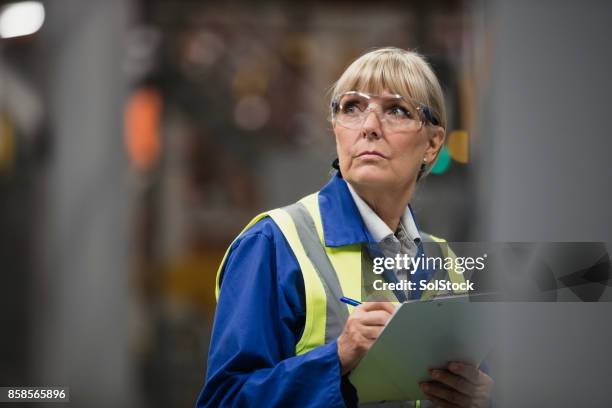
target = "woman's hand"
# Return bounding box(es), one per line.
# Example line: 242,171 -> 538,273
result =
337,301 -> 396,375
419,362 -> 493,408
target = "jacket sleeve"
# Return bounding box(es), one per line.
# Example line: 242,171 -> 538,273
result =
196,220 -> 347,408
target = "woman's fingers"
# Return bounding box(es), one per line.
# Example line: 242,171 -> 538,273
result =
360,301 -> 397,315
447,362 -> 481,384
429,369 -> 476,396
420,382 -> 469,407
359,325 -> 385,340
421,363 -> 494,408
337,302 -> 396,375
359,310 -> 393,326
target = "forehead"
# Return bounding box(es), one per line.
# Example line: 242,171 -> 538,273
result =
337,72 -> 418,102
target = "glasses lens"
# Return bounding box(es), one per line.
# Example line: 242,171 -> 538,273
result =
334,92 -> 423,131
383,100 -> 422,131
335,93 -> 369,128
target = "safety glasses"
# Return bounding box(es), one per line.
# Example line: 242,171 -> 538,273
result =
331,91 -> 440,132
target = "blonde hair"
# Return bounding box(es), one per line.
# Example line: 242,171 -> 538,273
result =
329,47 -> 447,130
329,47 -> 447,179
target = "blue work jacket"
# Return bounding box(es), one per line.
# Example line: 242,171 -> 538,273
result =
195,172 -> 481,407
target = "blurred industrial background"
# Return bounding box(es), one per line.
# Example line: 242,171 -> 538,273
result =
0,0 -> 611,407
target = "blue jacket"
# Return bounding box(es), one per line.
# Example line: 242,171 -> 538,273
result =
195,173 -> 483,407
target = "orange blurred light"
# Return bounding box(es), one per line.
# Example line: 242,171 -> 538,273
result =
447,130 -> 469,164
124,87 -> 162,171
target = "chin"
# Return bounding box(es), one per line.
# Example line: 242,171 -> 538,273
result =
345,167 -> 398,189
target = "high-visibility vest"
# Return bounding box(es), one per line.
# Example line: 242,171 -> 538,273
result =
215,192 -> 467,357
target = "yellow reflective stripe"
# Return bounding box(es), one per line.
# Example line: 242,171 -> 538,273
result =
300,193 -> 362,306
430,236 -> 466,292
424,234 -> 467,297
415,400 -> 421,408
417,233 -> 441,300
443,246 -> 467,291
267,208 -> 327,355
214,208 -> 327,355
215,212 -> 270,301
326,244 -> 363,305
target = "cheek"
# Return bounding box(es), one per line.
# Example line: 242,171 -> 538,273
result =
391,135 -> 426,168
334,127 -> 353,159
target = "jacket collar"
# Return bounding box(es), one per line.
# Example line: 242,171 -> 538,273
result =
318,172 -> 422,248
317,172 -> 375,247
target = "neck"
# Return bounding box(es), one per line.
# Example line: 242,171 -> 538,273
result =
349,180 -> 416,232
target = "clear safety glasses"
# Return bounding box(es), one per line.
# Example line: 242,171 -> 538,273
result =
331,91 -> 440,132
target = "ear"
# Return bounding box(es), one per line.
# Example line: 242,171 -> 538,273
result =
424,126 -> 446,164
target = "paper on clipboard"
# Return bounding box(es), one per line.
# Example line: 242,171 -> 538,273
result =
349,296 -> 497,404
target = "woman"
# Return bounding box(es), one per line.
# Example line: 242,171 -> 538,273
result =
196,47 -> 493,408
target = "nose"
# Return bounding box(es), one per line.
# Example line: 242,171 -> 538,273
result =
361,110 -> 382,139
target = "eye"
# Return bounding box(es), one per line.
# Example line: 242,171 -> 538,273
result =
387,105 -> 412,119
341,99 -> 364,115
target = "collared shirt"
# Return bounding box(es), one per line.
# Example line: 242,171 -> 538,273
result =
345,180 -> 421,280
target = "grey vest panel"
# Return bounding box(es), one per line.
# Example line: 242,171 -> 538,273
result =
283,202 -> 349,343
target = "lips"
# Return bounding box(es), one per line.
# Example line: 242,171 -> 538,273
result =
356,151 -> 387,159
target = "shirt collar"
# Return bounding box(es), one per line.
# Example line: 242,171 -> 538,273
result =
345,181 -> 421,244
317,171 -> 421,247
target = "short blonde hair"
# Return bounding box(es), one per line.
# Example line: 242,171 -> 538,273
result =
329,47 -> 447,130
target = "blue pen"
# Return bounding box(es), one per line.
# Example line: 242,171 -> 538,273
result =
339,296 -> 362,307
